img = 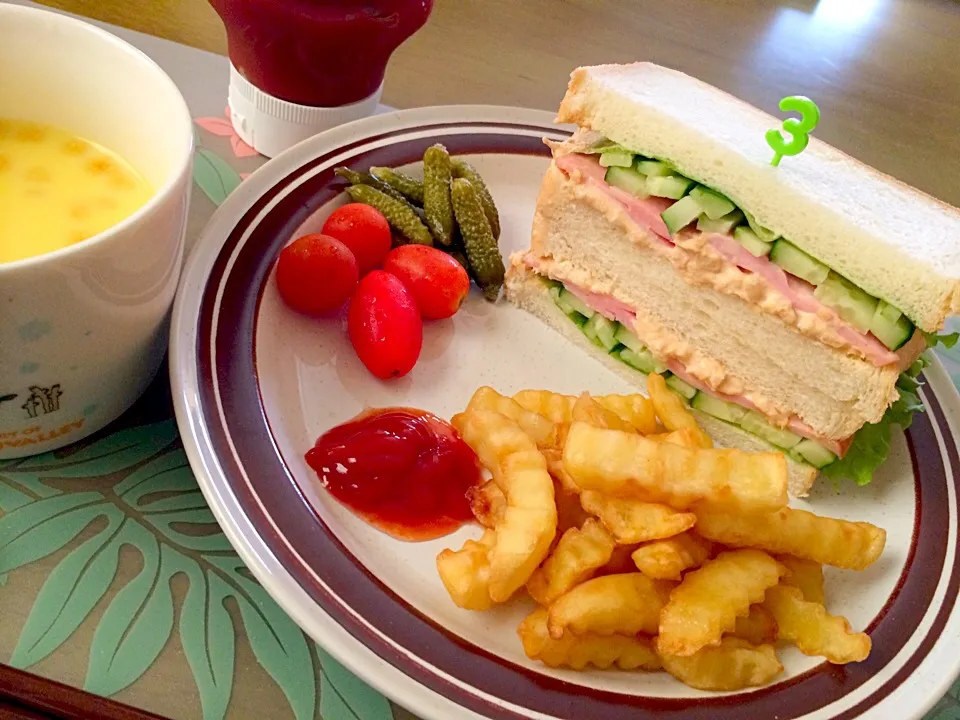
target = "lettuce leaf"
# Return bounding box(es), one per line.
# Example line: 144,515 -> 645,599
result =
922,330 -> 959,349
821,351 -> 932,486
820,421 -> 891,487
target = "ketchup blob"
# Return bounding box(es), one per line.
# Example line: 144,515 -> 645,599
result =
305,408 -> 481,541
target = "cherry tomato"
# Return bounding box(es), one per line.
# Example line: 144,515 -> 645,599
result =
321,203 -> 392,275
348,270 -> 423,379
276,234 -> 359,315
382,245 -> 470,320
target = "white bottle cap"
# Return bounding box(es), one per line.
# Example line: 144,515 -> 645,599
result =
227,64 -> 383,158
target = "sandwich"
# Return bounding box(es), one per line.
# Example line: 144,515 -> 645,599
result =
506,62 -> 960,496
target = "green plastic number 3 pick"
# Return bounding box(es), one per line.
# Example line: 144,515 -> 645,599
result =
766,96 -> 821,166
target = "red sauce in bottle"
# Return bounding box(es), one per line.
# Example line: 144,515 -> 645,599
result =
305,407 -> 480,541
208,0 -> 434,107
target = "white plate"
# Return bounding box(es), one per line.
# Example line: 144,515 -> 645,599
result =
170,105 -> 960,719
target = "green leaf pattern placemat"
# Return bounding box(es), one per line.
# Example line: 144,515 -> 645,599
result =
2,118 -> 959,719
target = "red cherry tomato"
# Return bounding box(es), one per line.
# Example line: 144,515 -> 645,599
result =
382,245 -> 470,320
276,234 -> 358,315
321,203 -> 392,275
348,271 -> 423,379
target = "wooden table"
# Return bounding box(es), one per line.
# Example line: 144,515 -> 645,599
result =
33,0 -> 960,208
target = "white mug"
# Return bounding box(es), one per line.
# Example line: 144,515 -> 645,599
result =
0,5 -> 194,458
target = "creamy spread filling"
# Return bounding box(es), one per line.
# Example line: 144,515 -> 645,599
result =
554,152 -> 911,369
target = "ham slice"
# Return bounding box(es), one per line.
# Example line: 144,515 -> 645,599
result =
554,153 -> 899,367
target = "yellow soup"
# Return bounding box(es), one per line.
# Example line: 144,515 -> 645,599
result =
0,118 -> 153,264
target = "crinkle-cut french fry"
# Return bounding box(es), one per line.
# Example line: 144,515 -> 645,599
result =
436,530 -> 497,610
594,394 -> 657,435
526,518 -> 615,606
466,387 -> 560,449
648,428 -> 703,448
512,390 -> 576,424
512,390 -> 657,434
630,532 -> 713,581
778,555 -> 825,605
466,480 -> 505,529
580,491 -> 696,544
546,572 -> 673,638
572,393 -> 636,433
449,411 -> 557,602
695,507 -> 886,571
763,585 -> 870,664
658,549 -> 787,656
731,605 -> 779,645
562,422 -> 788,513
646,373 -> 712,448
519,608 -> 661,671
542,448 -> 580,495
657,637 -> 782,690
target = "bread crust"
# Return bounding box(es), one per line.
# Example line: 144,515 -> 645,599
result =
556,62 -> 960,331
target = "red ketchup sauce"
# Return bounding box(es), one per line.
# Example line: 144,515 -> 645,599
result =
305,408 -> 481,541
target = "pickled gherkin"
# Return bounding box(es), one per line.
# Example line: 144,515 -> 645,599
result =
370,166 -> 424,205
423,144 -> 455,245
448,249 -> 470,272
452,158 -> 501,239
451,178 -> 505,300
334,167 -> 407,203
345,185 -> 434,246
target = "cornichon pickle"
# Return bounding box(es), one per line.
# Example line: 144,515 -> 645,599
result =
345,185 -> 434,246
422,144 -> 455,246
451,178 -> 505,300
452,158 -> 501,239
448,249 -> 470,272
334,167 -> 407,203
370,166 -> 424,205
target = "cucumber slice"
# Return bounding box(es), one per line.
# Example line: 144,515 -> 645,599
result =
646,174 -> 695,200
599,149 -> 634,168
814,272 -> 878,334
661,195 -> 702,235
733,227 -> 773,258
587,314 -> 619,352
739,411 -> 803,450
869,300 -> 914,350
691,392 -> 748,424
665,375 -> 697,401
558,289 -> 595,319
697,209 -> 744,235
554,293 -> 576,316
569,312 -> 588,328
690,186 -> 736,220
604,166 -> 648,198
614,324 -> 645,353
548,284 -> 562,303
793,438 -> 837,469
619,347 -> 658,374
636,159 -> 673,177
769,239 -> 829,285
581,318 -> 604,348
742,209 -> 779,242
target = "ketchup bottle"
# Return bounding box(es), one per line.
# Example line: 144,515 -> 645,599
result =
209,0 -> 433,157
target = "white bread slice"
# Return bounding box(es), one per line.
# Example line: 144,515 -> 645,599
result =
526,162 -> 899,442
505,261 -> 818,497
557,63 -> 960,332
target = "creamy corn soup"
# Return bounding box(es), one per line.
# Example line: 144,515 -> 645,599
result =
0,118 -> 152,264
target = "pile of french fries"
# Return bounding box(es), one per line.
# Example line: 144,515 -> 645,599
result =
436,374 -> 887,691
